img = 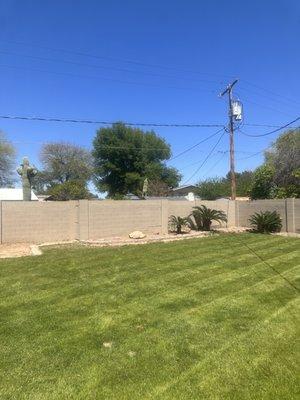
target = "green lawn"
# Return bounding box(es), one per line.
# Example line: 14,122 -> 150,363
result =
0,234 -> 299,399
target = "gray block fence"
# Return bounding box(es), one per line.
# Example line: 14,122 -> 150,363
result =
0,198 -> 298,244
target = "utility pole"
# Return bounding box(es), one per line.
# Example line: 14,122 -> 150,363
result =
220,79 -> 238,200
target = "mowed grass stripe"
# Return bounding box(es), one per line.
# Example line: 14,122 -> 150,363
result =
2,240 -> 297,332
0,234 -> 299,399
150,297 -> 299,400
2,235 -> 297,302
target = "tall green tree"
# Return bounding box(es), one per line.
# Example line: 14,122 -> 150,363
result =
195,170 -> 254,200
228,171 -> 254,197
0,132 -> 16,187
249,129 -> 300,199
265,129 -> 300,197
92,123 -> 181,198
35,142 -> 94,199
249,165 -> 276,200
195,177 -> 230,200
40,142 -> 93,184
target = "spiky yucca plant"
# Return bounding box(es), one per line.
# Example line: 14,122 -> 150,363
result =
169,215 -> 190,234
188,205 -> 227,231
249,211 -> 282,233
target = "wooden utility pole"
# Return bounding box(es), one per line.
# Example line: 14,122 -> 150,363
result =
220,79 -> 238,200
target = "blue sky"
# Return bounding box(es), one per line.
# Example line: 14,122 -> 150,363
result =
0,0 -> 299,189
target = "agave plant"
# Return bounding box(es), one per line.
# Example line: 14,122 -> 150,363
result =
169,215 -> 190,234
249,211 -> 282,233
188,205 -> 227,231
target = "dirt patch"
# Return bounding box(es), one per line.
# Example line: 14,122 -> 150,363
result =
215,227 -> 249,233
82,230 -> 213,248
0,243 -> 33,258
2,227 -> 297,258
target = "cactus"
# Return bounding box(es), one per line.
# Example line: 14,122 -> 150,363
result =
17,157 -> 37,201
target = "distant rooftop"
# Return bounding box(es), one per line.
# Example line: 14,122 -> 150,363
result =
171,185 -> 196,191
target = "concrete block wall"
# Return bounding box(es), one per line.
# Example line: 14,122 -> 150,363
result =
0,198 -> 298,244
168,199 -> 236,228
1,201 -> 77,243
197,200 -> 236,227
286,198 -> 300,234
236,199 -> 300,232
87,200 -> 162,239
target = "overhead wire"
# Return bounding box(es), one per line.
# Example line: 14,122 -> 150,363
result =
183,129 -> 226,184
0,50 -> 222,85
175,151 -> 227,170
238,95 -> 295,118
202,151 -> 227,177
238,116 -> 300,137
0,64 -> 217,93
0,127 -> 228,161
0,114 -> 224,128
240,80 -> 300,107
1,114 -> 295,130
0,39 -> 234,79
243,123 -> 298,129
169,127 -> 225,161
236,149 -> 264,161
238,85 -> 300,110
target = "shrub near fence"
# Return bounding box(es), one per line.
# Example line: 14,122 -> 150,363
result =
0,198 -> 298,243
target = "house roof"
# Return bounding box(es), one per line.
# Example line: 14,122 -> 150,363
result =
0,188 -> 38,201
171,185 -> 196,192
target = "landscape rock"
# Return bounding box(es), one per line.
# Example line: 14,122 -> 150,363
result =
129,231 -> 146,239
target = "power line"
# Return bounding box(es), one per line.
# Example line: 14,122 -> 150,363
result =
0,113 -> 294,130
0,110 -> 294,131
202,151 -> 227,177
169,128 -> 225,161
183,129 -> 226,184
239,95 -> 295,118
0,39 -> 234,79
239,116 -> 300,137
0,50 -> 222,85
176,151 -> 227,170
236,149 -> 264,161
0,114 -> 224,128
0,64 -> 216,93
241,80 -> 300,107
5,137 -> 256,160
238,85 -> 300,110
243,123 -> 298,128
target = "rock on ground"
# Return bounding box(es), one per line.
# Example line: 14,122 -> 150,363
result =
129,231 -> 146,239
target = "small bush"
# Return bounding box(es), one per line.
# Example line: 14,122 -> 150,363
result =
249,211 -> 282,233
48,181 -> 93,200
188,205 -> 227,231
169,215 -> 190,234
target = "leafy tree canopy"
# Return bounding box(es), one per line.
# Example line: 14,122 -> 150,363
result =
195,170 -> 254,200
264,129 -> 300,198
249,129 -> 300,199
195,177 -> 230,200
48,181 -> 94,201
93,123 -> 181,198
35,142 -> 93,194
147,179 -> 170,197
249,165 -> 276,200
0,132 -> 16,187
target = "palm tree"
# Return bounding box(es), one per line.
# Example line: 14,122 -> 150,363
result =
188,205 -> 227,231
169,215 -> 190,234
